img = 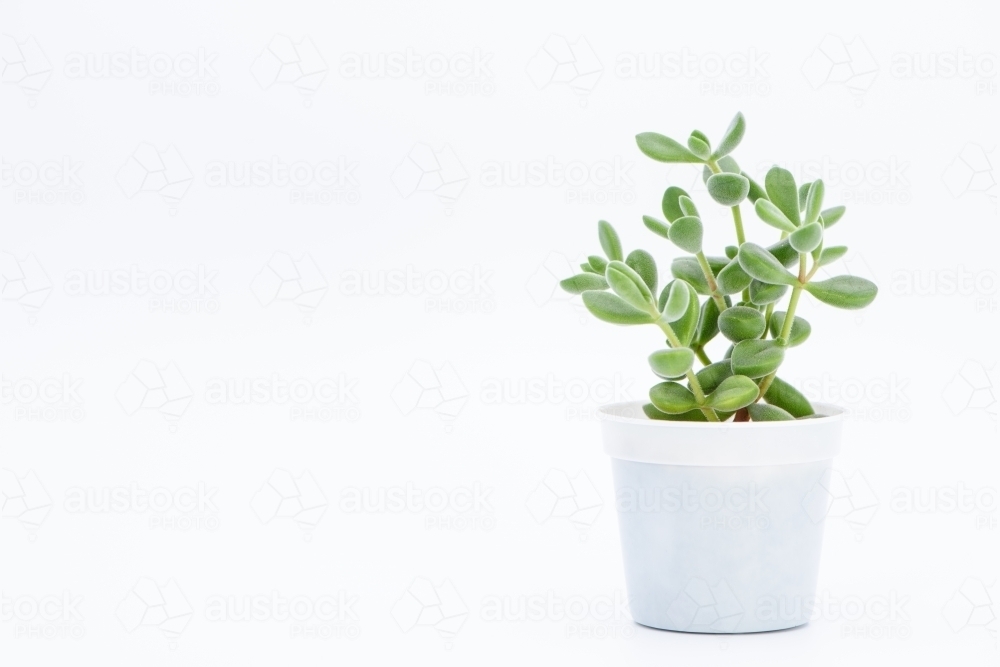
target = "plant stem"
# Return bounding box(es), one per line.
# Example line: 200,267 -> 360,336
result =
695,252 -> 727,312
706,159 -> 747,246
761,303 -> 774,338
693,345 -> 712,366
654,317 -> 720,422
779,285 -> 803,344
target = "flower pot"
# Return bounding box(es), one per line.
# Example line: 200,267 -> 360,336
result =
599,400 -> 844,633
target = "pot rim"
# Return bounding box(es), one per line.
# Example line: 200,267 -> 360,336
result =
597,401 -> 844,427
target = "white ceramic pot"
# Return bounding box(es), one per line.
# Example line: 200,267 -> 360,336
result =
599,400 -> 844,633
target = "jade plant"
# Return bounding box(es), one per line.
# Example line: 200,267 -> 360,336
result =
560,113 -> 877,422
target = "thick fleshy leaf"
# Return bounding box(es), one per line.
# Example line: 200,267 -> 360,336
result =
747,403 -> 794,422
820,205 -> 846,228
560,273 -> 609,294
817,245 -> 848,267
704,156 -> 740,183
694,297 -> 723,347
725,245 -> 738,260
606,261 -> 654,310
626,249 -> 658,294
749,280 -> 788,305
598,220 -> 623,261
662,279 -> 691,321
643,403 -> 707,421
636,133 -> 703,164
805,276 -> 878,309
719,306 -> 767,342
764,166 -> 800,226
768,238 -> 799,268
687,133 -> 711,160
743,172 -> 767,203
712,112 -> 746,159
763,377 -> 814,417
690,129 -> 711,145
678,197 -> 699,219
649,348 -> 695,379
642,215 -> 670,239
587,255 -> 608,274
695,361 -> 733,394
649,381 -> 699,414
789,222 -> 823,253
754,198 -> 797,233
672,282 -> 701,346
738,243 -> 798,286
707,173 -> 750,206
581,291 -> 655,325
797,182 -> 812,211
668,216 -> 704,254
731,339 -> 785,378
768,311 -> 811,346
671,256 -> 726,295
716,258 -> 753,296
706,375 -> 758,411
581,262 -> 599,274
804,180 -> 825,225
662,186 -> 690,222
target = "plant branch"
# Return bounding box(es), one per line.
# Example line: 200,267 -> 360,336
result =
695,252 -> 728,311
654,316 -> 720,422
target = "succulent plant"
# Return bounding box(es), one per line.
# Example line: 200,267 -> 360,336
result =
561,113 -> 877,423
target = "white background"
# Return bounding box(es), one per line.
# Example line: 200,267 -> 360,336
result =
1,0 -> 997,664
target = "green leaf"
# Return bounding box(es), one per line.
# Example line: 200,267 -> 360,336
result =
662,186 -> 690,222
712,112 -> 746,159
606,261 -> 654,311
738,243 -> 798,286
642,215 -> 670,239
672,282 -> 701,346
690,129 -> 711,146
649,348 -> 695,379
804,180 -> 825,225
718,306 -> 767,342
768,311 -> 811,346
764,377 -> 814,417
789,222 -> 823,253
668,216 -> 703,254
687,133 -> 711,160
625,249 -> 658,294
598,220 -> 623,261
560,273 -> 609,294
716,258 -> 754,296
581,263 -> 600,274
730,339 -> 785,378
768,238 -> 799,268
754,198 -> 798,233
764,166 -> 800,226
678,195 -> 699,218
747,403 -> 794,422
743,172 -> 767,203
725,245 -> 738,260
643,403 -> 707,421
694,297 -> 724,347
636,133 -> 703,164
704,156 -> 741,183
671,256 -> 725,295
705,375 -> 758,411
649,381 -> 699,414
706,173 -> 750,206
817,245 -> 848,267
805,275 -> 878,309
749,280 -> 788,305
695,361 -> 733,394
797,182 -> 812,211
820,205 -> 846,228
587,255 -> 608,274
581,291 -> 655,325
662,279 -> 691,321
